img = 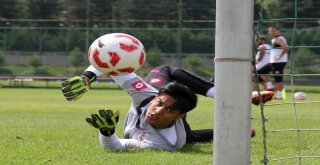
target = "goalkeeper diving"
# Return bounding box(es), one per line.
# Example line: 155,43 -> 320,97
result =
62,65 -> 273,150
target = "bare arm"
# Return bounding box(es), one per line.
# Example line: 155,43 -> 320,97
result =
274,38 -> 289,60
257,45 -> 266,62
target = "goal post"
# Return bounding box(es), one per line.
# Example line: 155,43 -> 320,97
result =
214,0 -> 253,164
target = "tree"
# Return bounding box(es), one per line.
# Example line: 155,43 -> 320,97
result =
0,51 -> 5,66
129,0 -> 178,27
28,0 -> 61,19
0,0 -> 21,19
183,0 -> 215,28
293,48 -> 317,74
63,0 -> 86,26
263,0 -> 320,28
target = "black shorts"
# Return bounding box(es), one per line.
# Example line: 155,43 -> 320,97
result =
253,64 -> 271,82
253,62 -> 286,83
271,62 -> 287,82
257,64 -> 272,74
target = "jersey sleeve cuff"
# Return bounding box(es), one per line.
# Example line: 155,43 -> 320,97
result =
85,65 -> 104,77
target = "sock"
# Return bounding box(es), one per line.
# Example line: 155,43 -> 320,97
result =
276,90 -> 282,98
282,88 -> 286,100
206,87 -> 214,98
266,82 -> 273,89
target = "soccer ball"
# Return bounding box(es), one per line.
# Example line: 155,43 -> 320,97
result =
88,33 -> 146,76
294,92 -> 307,100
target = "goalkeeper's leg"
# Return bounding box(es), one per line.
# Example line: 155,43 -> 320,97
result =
144,65 -> 214,97
182,116 -> 213,143
183,116 -> 255,143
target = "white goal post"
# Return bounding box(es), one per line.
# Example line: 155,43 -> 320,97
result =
214,0 -> 253,164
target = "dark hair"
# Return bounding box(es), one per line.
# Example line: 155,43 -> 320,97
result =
269,25 -> 279,30
158,82 -> 197,114
258,35 -> 266,41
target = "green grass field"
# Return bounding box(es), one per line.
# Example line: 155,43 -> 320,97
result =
0,87 -> 319,164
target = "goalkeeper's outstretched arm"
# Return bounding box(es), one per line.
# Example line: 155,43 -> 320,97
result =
86,109 -> 153,149
61,65 -> 103,101
99,133 -> 152,149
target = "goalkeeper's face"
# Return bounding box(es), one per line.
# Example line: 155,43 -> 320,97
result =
145,94 -> 185,129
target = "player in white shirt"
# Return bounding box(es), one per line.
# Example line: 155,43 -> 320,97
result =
253,35 -> 273,91
268,26 -> 289,99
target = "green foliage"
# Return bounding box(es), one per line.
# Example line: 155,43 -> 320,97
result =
34,66 -> 52,76
0,65 -> 87,76
145,46 -> 164,68
7,28 -> 40,51
68,47 -> 85,67
0,0 -> 22,20
187,54 -> 201,67
0,51 -> 5,66
182,30 -> 214,54
28,55 -> 43,68
0,67 -> 13,75
0,0 -> 319,79
293,48 -> 319,74
186,55 -> 212,78
27,0 -> 61,26
263,0 -> 317,19
4,66 -> 34,75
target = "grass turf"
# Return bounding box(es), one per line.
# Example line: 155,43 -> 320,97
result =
0,88 -> 213,165
0,88 -> 319,164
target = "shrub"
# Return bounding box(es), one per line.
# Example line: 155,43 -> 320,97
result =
68,47 -> 85,67
28,55 -> 43,68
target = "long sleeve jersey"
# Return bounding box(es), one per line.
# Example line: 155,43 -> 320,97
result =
85,66 -> 187,150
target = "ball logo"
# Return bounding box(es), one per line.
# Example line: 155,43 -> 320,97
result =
131,80 -> 147,91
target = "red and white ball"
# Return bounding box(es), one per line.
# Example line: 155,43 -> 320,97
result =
88,33 -> 146,76
294,92 -> 307,100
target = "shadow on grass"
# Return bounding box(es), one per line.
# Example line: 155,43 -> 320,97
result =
106,142 -> 213,155
178,142 -> 213,154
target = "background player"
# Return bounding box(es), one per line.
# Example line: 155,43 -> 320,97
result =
253,35 -> 273,91
268,26 -> 289,99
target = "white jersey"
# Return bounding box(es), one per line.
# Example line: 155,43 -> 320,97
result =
270,36 -> 288,63
255,43 -> 271,70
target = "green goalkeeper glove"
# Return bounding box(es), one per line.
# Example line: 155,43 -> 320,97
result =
61,71 -> 96,101
86,109 -> 120,137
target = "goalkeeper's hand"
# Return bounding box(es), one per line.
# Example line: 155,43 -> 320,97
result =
61,75 -> 90,101
86,109 -> 120,137
61,71 -> 97,101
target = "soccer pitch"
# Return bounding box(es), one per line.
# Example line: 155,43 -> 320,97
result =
0,88 -> 319,164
